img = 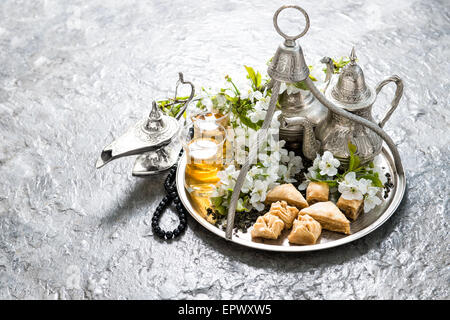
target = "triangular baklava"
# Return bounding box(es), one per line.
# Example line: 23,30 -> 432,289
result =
265,183 -> 309,209
299,201 -> 351,235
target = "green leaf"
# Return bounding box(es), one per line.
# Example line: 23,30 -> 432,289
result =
256,72 -> 262,89
210,196 -> 223,208
348,155 -> 355,172
293,81 -> 309,90
215,205 -> 226,216
238,113 -> 260,130
348,141 -> 357,155
244,65 -> 262,91
353,154 -> 361,170
307,65 -> 317,81
236,198 -> 249,212
309,177 -> 338,187
359,173 -> 383,188
347,141 -> 358,171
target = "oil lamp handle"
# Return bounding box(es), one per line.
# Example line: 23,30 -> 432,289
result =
375,75 -> 404,128
171,72 -> 196,119
273,5 -> 310,46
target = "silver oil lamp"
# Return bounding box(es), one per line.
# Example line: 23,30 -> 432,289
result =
96,72 -> 195,176
285,47 -> 404,167
225,5 -> 404,239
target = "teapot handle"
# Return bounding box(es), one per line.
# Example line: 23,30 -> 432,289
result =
375,75 -> 403,128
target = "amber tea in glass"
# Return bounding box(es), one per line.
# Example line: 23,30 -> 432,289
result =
181,121 -> 227,197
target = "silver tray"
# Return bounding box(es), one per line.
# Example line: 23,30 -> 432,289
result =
176,145 -> 406,252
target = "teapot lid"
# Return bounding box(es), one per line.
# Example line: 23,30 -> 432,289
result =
327,48 -> 376,109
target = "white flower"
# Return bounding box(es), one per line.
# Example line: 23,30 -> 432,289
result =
278,164 -> 288,177
250,180 -> 268,211
338,172 -> 364,200
364,186 -> 382,212
258,96 -> 270,110
279,82 -> 287,95
279,164 -> 297,183
239,84 -> 253,100
252,202 -> 265,212
241,174 -> 254,194
248,108 -> 266,123
250,90 -> 263,102
217,164 -> 239,189
310,154 -> 321,170
202,97 -> 213,109
215,94 -> 227,107
285,151 -> 303,173
298,179 -> 309,191
318,151 -> 340,177
249,166 -> 264,178
373,155 -> 387,184
210,187 -> 223,198
267,140 -> 288,161
357,178 -> 372,195
265,164 -> 280,180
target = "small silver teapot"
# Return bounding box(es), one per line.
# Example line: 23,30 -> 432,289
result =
285,48 -> 404,166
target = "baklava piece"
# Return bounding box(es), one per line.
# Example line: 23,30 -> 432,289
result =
190,195 -> 217,224
306,182 -> 329,205
288,214 -> 322,245
336,196 -> 364,220
299,201 -> 351,235
269,201 -> 299,229
250,213 -> 285,240
265,183 -> 309,209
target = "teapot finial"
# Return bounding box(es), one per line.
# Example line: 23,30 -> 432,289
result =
331,47 -> 371,105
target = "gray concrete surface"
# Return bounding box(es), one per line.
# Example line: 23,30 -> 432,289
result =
0,0 -> 448,299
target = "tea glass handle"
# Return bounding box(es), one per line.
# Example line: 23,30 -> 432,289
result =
273,5 -> 310,45
375,75 -> 403,128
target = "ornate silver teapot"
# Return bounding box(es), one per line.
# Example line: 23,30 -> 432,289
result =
285,48 -> 404,166
278,58 -> 334,151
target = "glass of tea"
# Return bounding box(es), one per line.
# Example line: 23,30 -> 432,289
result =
180,120 -> 227,197
191,111 -> 229,129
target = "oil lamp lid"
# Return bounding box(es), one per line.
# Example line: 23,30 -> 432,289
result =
328,48 -> 376,110
139,101 -> 179,144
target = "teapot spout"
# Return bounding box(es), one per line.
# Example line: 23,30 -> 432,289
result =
283,117 -> 320,160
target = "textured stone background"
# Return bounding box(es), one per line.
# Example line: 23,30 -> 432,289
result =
0,0 -> 449,299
